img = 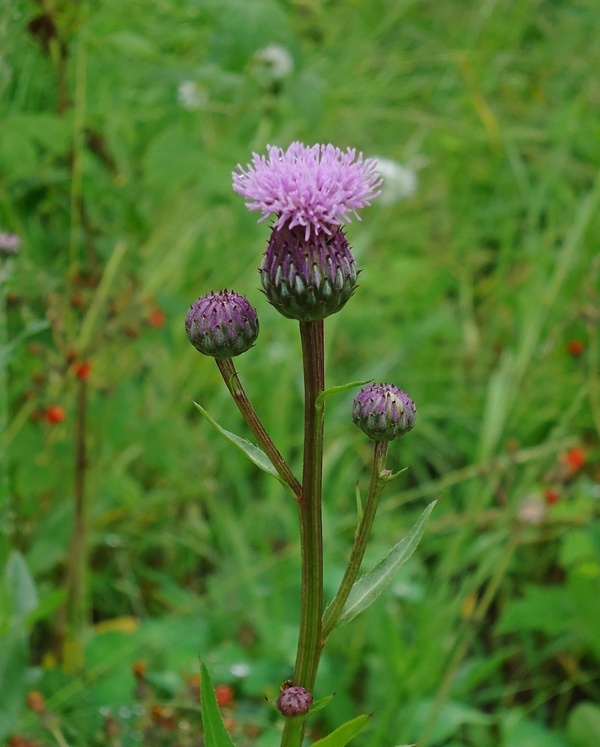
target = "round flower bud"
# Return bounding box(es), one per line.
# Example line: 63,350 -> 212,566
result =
352,383 -> 416,441
185,290 -> 259,358
276,684 -> 313,718
260,222 -> 357,321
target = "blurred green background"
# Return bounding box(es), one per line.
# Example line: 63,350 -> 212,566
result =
1,0 -> 599,745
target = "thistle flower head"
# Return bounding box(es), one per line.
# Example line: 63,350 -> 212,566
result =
353,383 -> 416,442
185,290 -> 259,359
260,222 -> 357,321
232,142 -> 382,240
276,684 -> 313,718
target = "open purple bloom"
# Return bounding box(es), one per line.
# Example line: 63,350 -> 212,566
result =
232,142 -> 382,240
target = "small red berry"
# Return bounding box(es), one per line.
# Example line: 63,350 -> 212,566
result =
214,684 -> 235,708
44,405 -> 66,424
148,308 -> 166,328
562,447 -> 585,473
567,339 -> 584,357
543,488 -> 560,506
74,361 -> 92,380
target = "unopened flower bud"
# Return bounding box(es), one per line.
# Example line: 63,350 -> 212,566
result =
276,684 -> 313,717
352,383 -> 416,441
185,290 -> 259,359
260,223 -> 357,321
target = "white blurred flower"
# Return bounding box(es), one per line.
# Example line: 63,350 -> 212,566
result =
254,44 -> 294,80
230,662 -> 251,678
517,495 -> 547,525
373,156 -> 418,205
177,80 -> 208,111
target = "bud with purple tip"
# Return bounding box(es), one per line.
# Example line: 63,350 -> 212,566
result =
276,683 -> 313,717
185,290 -> 259,359
352,383 -> 416,441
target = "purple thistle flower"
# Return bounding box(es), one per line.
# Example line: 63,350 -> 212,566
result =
232,142 -> 382,240
353,383 -> 416,442
185,290 -> 259,359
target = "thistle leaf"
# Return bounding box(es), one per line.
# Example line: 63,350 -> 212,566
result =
336,500 -> 437,628
193,401 -> 282,482
311,714 -> 372,747
316,379 -> 373,407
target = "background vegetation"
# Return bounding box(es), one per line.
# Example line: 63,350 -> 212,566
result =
1,0 -> 599,745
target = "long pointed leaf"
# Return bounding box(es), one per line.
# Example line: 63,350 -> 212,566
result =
193,401 -> 282,482
199,661 -> 236,747
316,379 -> 373,407
337,500 -> 437,627
311,714 -> 372,747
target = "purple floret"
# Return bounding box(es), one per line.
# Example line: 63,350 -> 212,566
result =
233,142 -> 382,240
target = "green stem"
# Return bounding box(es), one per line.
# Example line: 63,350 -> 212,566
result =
215,357 -> 302,501
63,375 -> 88,670
281,319 -> 325,747
322,440 -> 389,640
0,260 -> 11,553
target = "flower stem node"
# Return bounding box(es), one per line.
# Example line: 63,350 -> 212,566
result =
185,290 -> 259,359
352,383 -> 416,441
261,223 -> 358,321
276,684 -> 313,718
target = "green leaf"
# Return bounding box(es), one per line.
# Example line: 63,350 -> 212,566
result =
316,379 -> 373,407
200,660 -> 236,747
311,714 -> 372,747
380,466 -> 410,484
310,693 -> 335,715
193,401 -> 282,482
567,702 -> 600,747
3,552 -> 38,622
500,709 -> 570,747
337,500 -> 437,627
0,630 -> 28,740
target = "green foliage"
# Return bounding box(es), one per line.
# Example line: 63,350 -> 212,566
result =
311,714 -> 372,747
193,401 -> 284,483
200,660 -> 236,747
333,500 -> 437,628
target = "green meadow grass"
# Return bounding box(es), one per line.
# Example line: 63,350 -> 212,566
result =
1,0 -> 599,745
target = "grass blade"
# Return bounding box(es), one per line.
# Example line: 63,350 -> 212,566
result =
199,660 -> 236,747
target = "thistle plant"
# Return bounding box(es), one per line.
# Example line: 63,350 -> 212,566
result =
186,142 -> 436,747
